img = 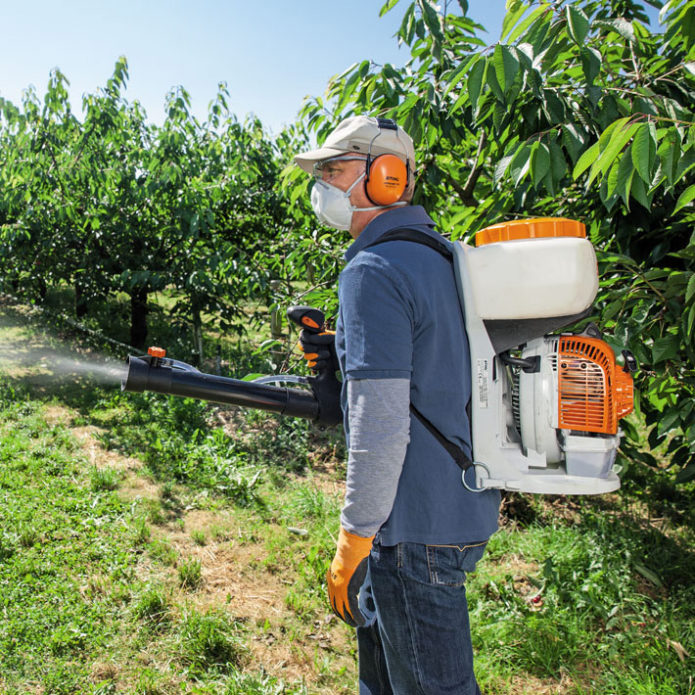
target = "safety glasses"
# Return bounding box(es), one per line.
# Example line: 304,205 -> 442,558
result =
312,155 -> 367,180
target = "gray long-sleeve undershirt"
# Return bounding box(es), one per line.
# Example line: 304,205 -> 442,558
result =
340,377 -> 411,538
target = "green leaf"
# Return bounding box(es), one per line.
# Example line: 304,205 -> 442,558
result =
530,141 -> 550,188
580,47 -> 601,84
567,6 -> 590,44
630,174 -> 651,209
652,334 -> 680,363
421,0 -> 444,42
548,140 -> 568,183
660,0 -> 677,24
573,141 -> 600,179
493,45 -> 519,95
379,0 -> 401,17
657,408 -> 681,438
675,461 -> 695,484
468,58 -> 488,116
510,142 -> 532,186
686,272 -> 695,305
674,184 -> 695,214
494,155 -> 513,183
685,62 -> 695,77
612,147 -> 636,207
631,122 -> 656,183
588,120 -> 639,186
486,62 -> 505,102
633,563 -> 664,588
508,5 -> 548,44
562,124 -> 585,163
658,127 -> 681,186
443,55 -> 476,97
502,1 -> 528,40
601,17 -> 635,42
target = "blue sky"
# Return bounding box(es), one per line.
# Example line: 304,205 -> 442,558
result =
0,1 -> 657,134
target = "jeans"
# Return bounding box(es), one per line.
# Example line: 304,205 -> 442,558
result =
357,540 -> 487,695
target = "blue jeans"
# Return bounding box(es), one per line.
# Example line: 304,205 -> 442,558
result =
357,540 -> 487,695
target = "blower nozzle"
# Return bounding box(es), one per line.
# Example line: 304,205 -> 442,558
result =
121,348 -> 334,423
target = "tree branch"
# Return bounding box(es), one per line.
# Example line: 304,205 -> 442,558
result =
444,129 -> 487,207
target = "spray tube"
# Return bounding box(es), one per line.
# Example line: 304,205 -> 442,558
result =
121,308 -> 342,426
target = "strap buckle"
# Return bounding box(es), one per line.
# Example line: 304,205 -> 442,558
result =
461,462 -> 491,493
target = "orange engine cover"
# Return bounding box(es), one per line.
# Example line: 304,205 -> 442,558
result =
557,336 -> 634,435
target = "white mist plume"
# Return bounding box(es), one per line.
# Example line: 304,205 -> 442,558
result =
0,339 -> 126,385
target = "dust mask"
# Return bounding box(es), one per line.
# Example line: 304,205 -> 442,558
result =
311,173 -> 403,231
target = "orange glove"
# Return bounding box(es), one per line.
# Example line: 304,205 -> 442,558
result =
327,527 -> 374,627
297,329 -> 337,370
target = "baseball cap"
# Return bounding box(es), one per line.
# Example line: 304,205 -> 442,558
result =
294,115 -> 416,174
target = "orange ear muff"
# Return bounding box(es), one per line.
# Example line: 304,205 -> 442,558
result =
364,154 -> 408,206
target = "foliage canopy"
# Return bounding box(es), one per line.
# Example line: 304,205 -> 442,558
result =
0,0 -> 693,481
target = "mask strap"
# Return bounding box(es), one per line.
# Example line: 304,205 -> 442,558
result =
345,171 -> 407,213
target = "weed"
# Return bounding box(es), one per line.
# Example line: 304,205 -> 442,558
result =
191,529 -> 207,546
222,671 -> 310,694
17,524 -> 39,548
132,517 -> 152,546
287,483 -> 334,520
0,532 -> 16,560
90,466 -> 120,492
178,557 -> 203,589
135,668 -> 167,695
140,498 -> 166,525
210,524 -> 231,542
134,588 -> 170,627
147,539 -> 178,566
178,609 -> 247,675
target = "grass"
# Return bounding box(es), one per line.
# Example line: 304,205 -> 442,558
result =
0,299 -> 693,693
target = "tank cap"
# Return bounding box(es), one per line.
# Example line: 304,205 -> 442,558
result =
147,346 -> 166,358
475,217 -> 586,246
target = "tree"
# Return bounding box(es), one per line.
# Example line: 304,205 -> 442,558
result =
295,0 -> 695,481
0,60 -> 293,352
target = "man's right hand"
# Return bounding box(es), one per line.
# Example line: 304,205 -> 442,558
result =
327,527 -> 374,627
298,329 -> 339,373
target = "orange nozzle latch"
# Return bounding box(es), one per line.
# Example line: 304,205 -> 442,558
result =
147,346 -> 166,358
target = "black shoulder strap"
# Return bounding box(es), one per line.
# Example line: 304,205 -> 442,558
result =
362,227 -> 472,473
364,227 -> 454,261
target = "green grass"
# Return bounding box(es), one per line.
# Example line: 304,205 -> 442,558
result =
471,497 -> 695,694
0,304 -> 693,694
177,557 -> 203,590
0,389 -> 137,690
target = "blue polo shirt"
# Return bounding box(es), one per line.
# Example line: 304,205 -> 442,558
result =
335,205 -> 500,546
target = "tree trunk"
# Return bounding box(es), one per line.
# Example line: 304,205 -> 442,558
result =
191,301 -> 203,366
74,283 -> 88,319
130,287 -> 148,349
35,276 -> 47,302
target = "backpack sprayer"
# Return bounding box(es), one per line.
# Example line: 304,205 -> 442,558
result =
455,218 -> 635,494
121,217 -> 636,495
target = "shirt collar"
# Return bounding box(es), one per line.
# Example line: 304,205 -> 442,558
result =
344,205 -> 436,262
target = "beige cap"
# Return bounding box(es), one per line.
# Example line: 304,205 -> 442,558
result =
294,115 -> 416,174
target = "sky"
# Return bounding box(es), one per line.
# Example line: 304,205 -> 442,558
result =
0,0 -> 506,133
0,1 -> 658,135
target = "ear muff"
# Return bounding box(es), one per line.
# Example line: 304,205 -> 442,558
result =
364,154 -> 408,206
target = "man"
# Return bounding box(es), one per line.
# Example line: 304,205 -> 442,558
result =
294,115 -> 500,695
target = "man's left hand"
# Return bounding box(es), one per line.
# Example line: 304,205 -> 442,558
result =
298,329 -> 338,372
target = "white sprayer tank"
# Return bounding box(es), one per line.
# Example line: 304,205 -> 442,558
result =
465,218 -> 598,321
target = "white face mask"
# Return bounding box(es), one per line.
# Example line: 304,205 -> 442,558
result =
311,172 -> 403,231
